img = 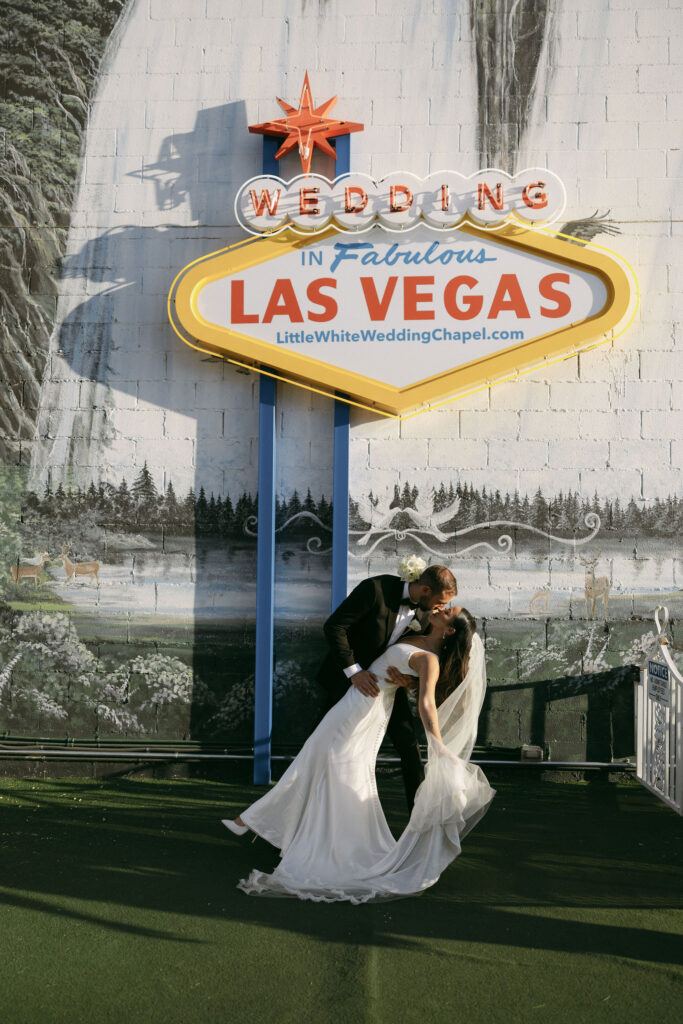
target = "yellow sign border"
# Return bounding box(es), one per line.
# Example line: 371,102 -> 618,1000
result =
168,223 -> 635,418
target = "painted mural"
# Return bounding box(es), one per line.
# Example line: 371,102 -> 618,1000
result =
0,0 -> 680,762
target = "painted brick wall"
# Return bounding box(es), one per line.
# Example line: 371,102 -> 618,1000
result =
2,0 -> 680,757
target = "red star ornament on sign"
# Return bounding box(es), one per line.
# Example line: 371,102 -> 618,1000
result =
248,71 -> 364,175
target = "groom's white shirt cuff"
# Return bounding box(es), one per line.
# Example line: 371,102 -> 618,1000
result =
345,584 -> 412,679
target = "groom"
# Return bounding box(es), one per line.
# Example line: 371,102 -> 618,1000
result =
316,564 -> 458,811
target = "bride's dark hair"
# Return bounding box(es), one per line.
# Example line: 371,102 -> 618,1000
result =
435,608 -> 477,706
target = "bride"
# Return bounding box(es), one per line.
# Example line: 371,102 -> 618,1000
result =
222,606 -> 495,903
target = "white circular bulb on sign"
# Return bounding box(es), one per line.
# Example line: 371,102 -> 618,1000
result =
509,168 -> 566,225
332,174 -> 378,232
236,175 -> 289,234
376,172 -> 422,231
288,174 -> 334,234
467,170 -> 512,227
421,171 -> 472,229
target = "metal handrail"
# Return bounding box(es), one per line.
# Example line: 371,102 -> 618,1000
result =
0,746 -> 635,769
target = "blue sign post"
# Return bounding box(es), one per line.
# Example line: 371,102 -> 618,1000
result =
252,134 -> 351,785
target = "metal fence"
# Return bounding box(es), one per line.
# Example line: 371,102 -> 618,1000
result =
636,606 -> 683,814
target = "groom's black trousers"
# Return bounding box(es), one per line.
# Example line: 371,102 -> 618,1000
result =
318,673 -> 425,813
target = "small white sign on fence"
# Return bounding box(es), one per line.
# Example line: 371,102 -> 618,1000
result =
648,659 -> 671,707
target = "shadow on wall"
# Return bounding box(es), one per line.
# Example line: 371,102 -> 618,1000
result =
477,664 -> 637,762
28,101 -> 263,748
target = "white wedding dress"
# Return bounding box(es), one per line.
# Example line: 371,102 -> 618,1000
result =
236,634 -> 495,903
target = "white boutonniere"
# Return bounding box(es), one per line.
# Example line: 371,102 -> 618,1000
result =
399,555 -> 427,582
407,618 -> 422,632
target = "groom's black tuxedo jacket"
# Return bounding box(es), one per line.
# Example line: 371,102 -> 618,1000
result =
316,574 -> 411,694
316,573 -> 426,811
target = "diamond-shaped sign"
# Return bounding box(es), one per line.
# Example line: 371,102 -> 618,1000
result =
168,223 -> 633,417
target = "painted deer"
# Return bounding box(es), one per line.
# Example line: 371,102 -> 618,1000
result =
9,552 -> 50,586
580,554 -> 610,621
57,550 -> 100,586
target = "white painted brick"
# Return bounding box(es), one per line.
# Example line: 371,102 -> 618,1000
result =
519,411 -> 572,440
642,411 -> 683,438
577,10 -> 635,38
578,66 -> 638,96
489,441 -> 547,471
578,347 -> 639,383
147,46 -> 206,75
368,439 -> 429,470
138,380 -> 195,412
350,470 -> 402,502
553,37 -> 609,67
545,149 -> 607,180
608,35 -> 668,66
641,465 -> 678,499
547,67 -> 580,95
579,410 -> 642,440
550,382 -> 611,409
517,469 -> 581,497
400,11 -> 457,46
84,130 -> 118,157
350,413 -> 400,441
428,438 -> 486,469
460,411 -> 518,441
607,93 -> 667,123
609,0 -> 669,7
350,437 -> 370,469
609,438 -> 670,471
640,351 -> 683,382
555,10 -> 578,38
490,383 -> 549,411
375,42 -> 407,70
672,441 -> 683,469
617,381 -> 672,411
639,65 -> 681,95
179,411 -> 219,441
345,16 -> 403,43
577,175 -> 637,209
108,409 -> 165,441
549,440 -> 609,469
147,433 -> 194,481
400,409 -> 459,440
90,100 -> 147,130
579,468 -> 642,497
206,0 -> 250,15
665,93 -> 683,122
577,121 -> 638,150
431,36 -> 476,70
461,470 -> 520,498
607,149 -> 667,179
637,8 -> 683,37
144,101 -> 200,130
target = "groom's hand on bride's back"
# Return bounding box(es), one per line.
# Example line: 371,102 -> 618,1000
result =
351,669 -> 380,698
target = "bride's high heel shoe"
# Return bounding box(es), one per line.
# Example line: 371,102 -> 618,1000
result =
221,818 -> 249,836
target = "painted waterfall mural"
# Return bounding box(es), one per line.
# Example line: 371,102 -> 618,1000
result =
0,0 -> 680,760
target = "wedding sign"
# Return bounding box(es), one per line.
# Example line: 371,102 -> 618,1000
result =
168,73 -> 634,417
169,221 -> 632,416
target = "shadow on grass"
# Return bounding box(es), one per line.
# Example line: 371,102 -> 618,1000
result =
0,770 -> 681,967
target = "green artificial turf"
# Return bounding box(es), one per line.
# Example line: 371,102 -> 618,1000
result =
1,769 -> 681,1024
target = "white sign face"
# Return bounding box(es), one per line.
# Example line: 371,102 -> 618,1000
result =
235,169 -> 566,236
195,226 -> 607,390
648,660 -> 671,706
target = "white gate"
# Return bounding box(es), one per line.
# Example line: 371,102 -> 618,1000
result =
636,607 -> 683,814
